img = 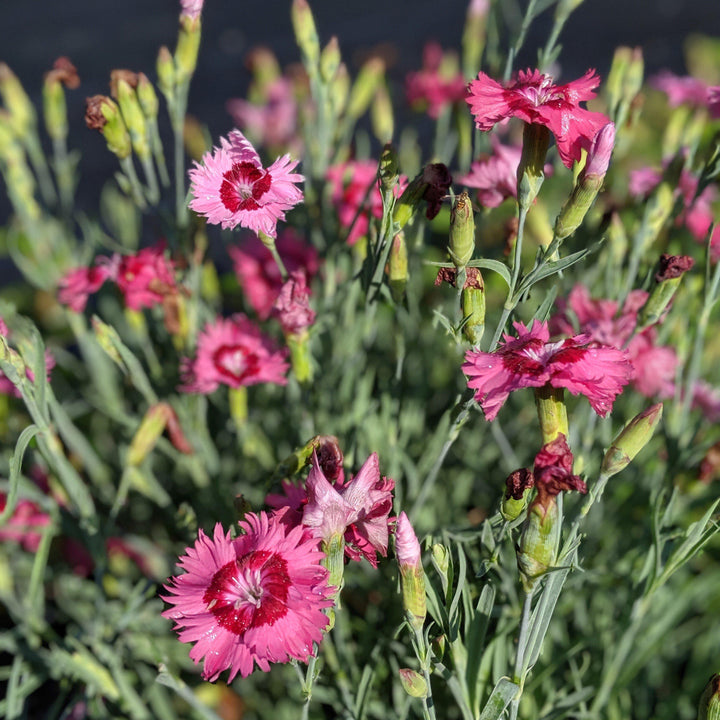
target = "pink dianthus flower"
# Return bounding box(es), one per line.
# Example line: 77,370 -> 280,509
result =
180,0 -> 203,23
267,452 -> 395,568
189,130 -> 304,238
58,264 -> 114,312
114,243 -> 177,311
272,270 -> 315,336
650,71 -> 710,108
326,160 -> 407,245
406,42 -> 467,119
462,319 -> 632,421
709,87 -> 720,119
230,230 -> 319,320
0,494 -> 50,552
180,314 -> 288,394
550,285 -> 678,399
162,514 -> 333,682
466,68 -> 609,168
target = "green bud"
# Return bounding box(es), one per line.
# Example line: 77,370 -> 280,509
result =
448,191 -> 475,270
288,331 -> 313,385
116,78 -> 150,158
175,15 -> 202,83
517,123 -> 550,210
229,385 -> 248,426
291,0 -> 321,73
0,63 -> 37,139
639,254 -> 694,328
136,73 -> 159,120
662,106 -> 691,159
320,36 -> 341,84
607,212 -> 628,266
622,47 -> 644,106
605,47 -> 632,119
378,143 -> 399,193
461,0 -> 488,79
156,46 -> 175,99
90,316 -> 125,368
517,497 -> 559,591
371,83 -> 394,144
346,57 -> 385,122
329,63 -> 350,116
399,669 -> 428,699
127,404 -> 170,466
393,172 -> 427,230
601,403 -> 663,478
461,270 -> 485,346
699,674 -> 720,720
431,543 -> 450,578
42,76 -> 68,140
0,335 -> 27,390
501,487 -> 532,522
85,95 -> 132,159
388,232 -> 408,302
400,564 -> 427,631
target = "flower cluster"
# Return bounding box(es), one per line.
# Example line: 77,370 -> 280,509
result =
405,42 -> 467,119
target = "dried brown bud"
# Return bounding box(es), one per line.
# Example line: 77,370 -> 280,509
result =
534,434 -> 586,509
84,94 -> 111,129
45,56 -> 80,89
421,163 -> 452,219
110,68 -> 140,98
505,468 -> 535,500
315,435 -> 344,481
655,253 -> 695,282
434,266 -> 483,289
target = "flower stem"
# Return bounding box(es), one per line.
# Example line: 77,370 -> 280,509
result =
509,589 -> 535,720
171,80 -> 190,229
260,232 -> 289,281
413,626 -> 438,720
119,155 -> 147,210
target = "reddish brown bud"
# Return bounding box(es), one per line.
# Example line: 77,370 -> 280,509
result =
505,468 -> 535,501
421,163 -> 452,219
655,253 -> 695,282
84,95 -> 111,129
110,69 -> 140,98
534,434 -> 586,509
45,57 -> 80,89
315,435 -> 344,481
434,266 -> 483,289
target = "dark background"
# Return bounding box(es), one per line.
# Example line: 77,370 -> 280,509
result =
1,0 -> 720,220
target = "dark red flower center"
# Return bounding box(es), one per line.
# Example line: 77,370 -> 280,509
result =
212,344 -> 260,384
501,338 -> 585,376
203,550 -> 291,635
220,161 -> 272,213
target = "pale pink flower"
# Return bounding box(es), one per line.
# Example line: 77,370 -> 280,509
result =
394,511 -> 421,570
466,68 -> 610,168
0,494 -> 50,552
180,0 -> 203,23
180,314 -> 288,394
230,230 -> 319,320
326,160 -> 408,245
650,71 -> 709,108
58,263 -> 114,312
550,285 -> 678,399
227,78 -> 300,152
269,452 -> 395,567
406,42 -> 467,119
272,270 -> 315,335
162,514 -> 333,682
462,320 -> 632,421
114,243 -> 177,311
189,130 -> 304,238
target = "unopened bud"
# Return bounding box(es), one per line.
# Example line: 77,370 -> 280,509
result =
320,36 -> 341,84
291,0 -> 321,72
114,76 -> 150,158
623,47 -> 644,107
175,16 -> 201,83
127,403 -> 171,466
136,73 -> 159,120
699,673 -> 720,720
164,404 -> 194,454
501,468 -> 535,521
399,669 -> 428,698
346,57 -> 385,121
431,543 -> 450,579
461,268 -> 485,345
378,143 -> 399,193
448,191 -> 475,270
91,316 -> 125,369
605,47 -> 633,118
554,123 -> 615,241
462,0 -> 489,79
288,332 -> 313,385
371,83 -> 394,144
43,58 -> 79,140
517,123 -> 550,210
85,95 -> 132,159
638,254 -> 695,328
0,63 -> 36,139
388,232 -> 408,302
329,63 -> 350,116
156,46 -> 175,99
601,403 -> 663,478
517,494 -> 559,591
396,512 -> 426,631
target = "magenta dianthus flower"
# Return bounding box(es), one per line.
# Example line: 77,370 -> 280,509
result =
465,69 -> 609,168
189,130 -> 304,238
462,320 -> 632,420
58,264 -> 114,312
273,270 -> 315,336
405,42 -> 467,119
650,71 -> 710,108
115,243 -> 177,311
162,514 -> 333,682
180,314 -> 288,394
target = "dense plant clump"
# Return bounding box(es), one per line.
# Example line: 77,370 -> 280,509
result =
1,1 -> 720,718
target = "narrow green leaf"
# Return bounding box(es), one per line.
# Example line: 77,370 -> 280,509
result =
467,584 -> 496,716
467,259 -> 512,289
478,677 -> 520,720
0,424 -> 40,526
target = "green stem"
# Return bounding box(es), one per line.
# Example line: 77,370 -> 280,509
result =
140,152 -> 160,205
503,0 -> 540,81
119,155 -> 147,209
24,132 -> 57,206
509,589 -> 535,720
413,627 -> 438,720
52,135 -> 74,216
172,81 -> 191,228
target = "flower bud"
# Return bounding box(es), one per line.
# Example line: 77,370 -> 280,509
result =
395,512 -> 427,631
635,154 -> 682,252
431,543 -> 450,578
91,316 -> 125,368
378,143 -> 399,193
175,14 -> 201,83
554,123 -> 615,241
291,0 -> 321,73
127,404 -> 170,466
448,191 -> 475,270
113,75 -> 150,159
156,46 -> 175,99
388,232 -> 408,302
42,58 -> 79,141
393,163 -> 453,228
462,0 -> 489,79
371,84 -> 394,144
517,122 -> 550,210
399,668 -> 428,698
698,674 -> 720,720
0,63 -> 36,139
605,47 -> 632,118
638,254 -> 694,329
346,57 -> 385,122
320,36 -> 341,84
461,268 -> 485,346
329,63 -> 350,116
501,468 -> 535,521
136,73 -> 159,120
85,95 -> 132,159
517,495 -> 558,591
600,403 -> 663,478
